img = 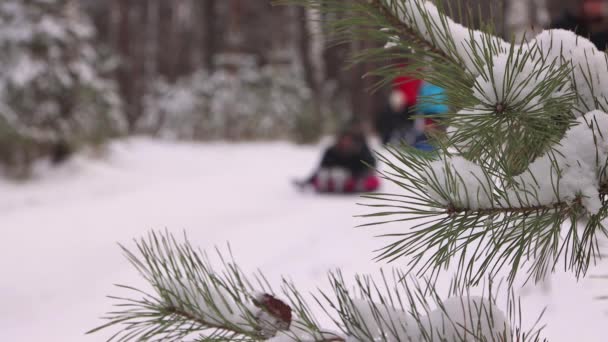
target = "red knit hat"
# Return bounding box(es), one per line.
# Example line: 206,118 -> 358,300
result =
393,75 -> 422,107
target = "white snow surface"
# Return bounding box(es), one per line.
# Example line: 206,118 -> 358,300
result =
1,137 -> 607,342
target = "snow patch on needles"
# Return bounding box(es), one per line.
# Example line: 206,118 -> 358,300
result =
426,156 -> 494,210
529,29 -> 608,114
472,48 -> 568,114
268,331 -> 342,342
344,296 -> 510,341
387,0 -> 509,75
155,276 -> 256,328
384,2 -> 608,117
506,110 -> 608,215
428,111 -> 608,214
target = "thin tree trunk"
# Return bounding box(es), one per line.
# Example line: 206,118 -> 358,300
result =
157,1 -> 176,81
145,0 -> 159,83
298,7 -> 323,140
349,38 -> 366,126
227,0 -> 243,52
201,0 -> 217,71
175,1 -> 194,77
116,0 -> 136,131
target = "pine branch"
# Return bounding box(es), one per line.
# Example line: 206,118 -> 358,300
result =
444,178 -> 608,215
360,138 -> 608,286
444,197 -> 586,217
161,305 -> 262,339
161,304 -> 345,342
367,0 -> 459,66
91,231 -> 546,342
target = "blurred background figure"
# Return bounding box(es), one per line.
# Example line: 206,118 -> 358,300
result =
552,0 -> 608,49
506,0 -> 550,40
295,126 -> 379,194
376,73 -> 448,150
412,81 -> 449,151
376,74 -> 421,145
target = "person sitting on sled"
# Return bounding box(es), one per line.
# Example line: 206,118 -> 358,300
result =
297,127 -> 380,193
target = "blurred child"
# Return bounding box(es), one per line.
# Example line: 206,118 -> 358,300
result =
295,127 -> 380,194
376,75 -> 422,145
412,81 -> 449,151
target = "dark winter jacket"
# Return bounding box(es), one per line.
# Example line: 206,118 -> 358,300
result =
318,142 -> 376,178
376,105 -> 412,145
552,12 -> 608,50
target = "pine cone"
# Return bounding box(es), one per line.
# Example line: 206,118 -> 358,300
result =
253,293 -> 292,338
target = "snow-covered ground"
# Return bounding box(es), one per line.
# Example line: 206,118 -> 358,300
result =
0,138 -> 606,341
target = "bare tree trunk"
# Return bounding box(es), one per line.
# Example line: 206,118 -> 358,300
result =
174,0 -> 194,76
348,38 -> 367,127
115,0 -> 136,131
145,0 -> 159,83
131,0 -> 150,126
157,1 -> 176,81
307,8 -> 325,94
297,7 -> 324,140
227,0 -> 243,52
201,0 -> 217,71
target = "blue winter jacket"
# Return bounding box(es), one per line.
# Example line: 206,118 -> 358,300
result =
414,82 -> 448,151
417,82 -> 448,115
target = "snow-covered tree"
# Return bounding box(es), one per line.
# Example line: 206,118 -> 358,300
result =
90,0 -> 608,340
138,53 -> 312,141
0,0 -> 124,177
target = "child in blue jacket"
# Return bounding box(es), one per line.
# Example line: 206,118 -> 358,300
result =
413,82 -> 448,151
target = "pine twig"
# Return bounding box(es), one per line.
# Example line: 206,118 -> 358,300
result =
91,231 -> 546,342
445,181 -> 608,217
445,198 -> 585,217
367,0 -> 462,67
163,305 -> 263,338
163,305 -> 346,342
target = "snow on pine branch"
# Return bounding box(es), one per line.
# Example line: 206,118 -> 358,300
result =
90,231 -> 545,342
379,1 -> 608,147
375,1 -> 608,204
381,0 -> 510,75
424,110 -> 608,215
382,0 -> 608,114
529,29 -> 608,115
425,156 -> 495,210
90,231 -> 342,341
504,110 -> 608,215
107,233 -> 296,341
469,44 -> 571,117
340,296 -> 510,341
322,271 -> 542,342
369,135 -> 608,285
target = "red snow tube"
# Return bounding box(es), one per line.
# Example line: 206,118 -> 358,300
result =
313,175 -> 381,194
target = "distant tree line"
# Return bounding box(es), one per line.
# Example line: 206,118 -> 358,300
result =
0,0 -> 570,176
80,0 -> 567,138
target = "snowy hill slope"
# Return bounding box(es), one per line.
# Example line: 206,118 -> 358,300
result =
0,138 -> 605,341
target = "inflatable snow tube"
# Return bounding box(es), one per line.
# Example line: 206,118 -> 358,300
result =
313,174 -> 380,194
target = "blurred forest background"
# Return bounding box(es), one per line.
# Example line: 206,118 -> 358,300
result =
0,0 -> 584,177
